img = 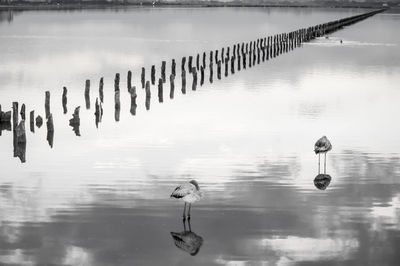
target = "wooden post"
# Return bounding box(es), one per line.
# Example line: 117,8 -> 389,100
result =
221,47 -> 225,63
237,54 -> 241,71
62,86 -> 67,114
161,61 -> 166,83
209,62 -> 214,84
196,54 -> 200,70
224,58 -> 229,77
200,66 -> 204,86
30,110 -> 34,133
210,51 -> 214,65
192,68 -> 197,91
158,78 -> 163,103
172,59 -> 176,76
15,120 -> 26,143
95,98 -> 101,127
243,53 -> 246,70
188,56 -> 193,73
129,87 -> 137,116
151,65 -> 156,85
202,52 -> 206,69
85,79 -> 90,110
217,60 -> 221,80
170,74 -> 175,99
145,81 -> 151,110
127,70 -> 132,91
215,50 -> 219,63
45,91 -> 50,119
20,103 -> 25,121
99,77 -> 104,103
46,114 -> 54,148
141,67 -> 145,89
69,106 -> 80,136
115,73 -> 121,122
181,57 -> 186,72
230,56 -> 235,74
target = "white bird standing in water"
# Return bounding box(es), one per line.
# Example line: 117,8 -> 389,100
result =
170,180 -> 203,219
314,136 -> 332,174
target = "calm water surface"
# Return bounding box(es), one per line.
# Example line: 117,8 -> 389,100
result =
0,7 -> 400,266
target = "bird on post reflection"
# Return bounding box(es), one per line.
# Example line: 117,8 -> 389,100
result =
170,218 -> 204,256
314,136 -> 332,174
170,180 -> 203,219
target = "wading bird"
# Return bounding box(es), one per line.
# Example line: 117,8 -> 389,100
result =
170,180 -> 203,219
314,136 -> 332,174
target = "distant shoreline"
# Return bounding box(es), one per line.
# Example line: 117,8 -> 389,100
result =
0,3 -> 389,11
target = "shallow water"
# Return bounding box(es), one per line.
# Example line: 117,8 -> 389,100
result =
0,7 -> 400,266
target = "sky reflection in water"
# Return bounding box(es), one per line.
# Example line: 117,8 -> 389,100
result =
0,7 -> 400,266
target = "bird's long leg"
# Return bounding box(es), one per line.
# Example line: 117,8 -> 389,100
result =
324,153 -> 327,174
188,218 -> 192,232
318,153 -> 320,174
183,202 -> 187,220
183,218 -> 187,231
188,203 -> 192,219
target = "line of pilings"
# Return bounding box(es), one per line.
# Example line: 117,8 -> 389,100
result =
0,9 -> 385,163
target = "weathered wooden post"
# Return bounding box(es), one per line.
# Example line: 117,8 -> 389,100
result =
226,46 -> 230,60
215,50 -> 219,63
99,77 -> 104,103
0,104 -> 11,124
172,59 -> 176,76
192,68 -> 197,91
95,98 -> 101,127
69,106 -> 80,136
231,56 -> 235,74
127,70 -> 132,91
202,52 -> 206,69
151,65 -> 156,85
62,86 -> 67,114
141,67 -> 146,89
15,120 -> 26,143
170,74 -> 175,99
45,91 -> 50,119
161,61 -> 166,83
217,60 -> 222,80
188,56 -> 193,73
200,66 -> 204,86
243,54 -> 246,70
145,81 -> 151,110
249,46 -> 252,68
158,78 -> 164,103
196,54 -> 200,70
221,47 -> 225,63
85,79 -> 90,110
114,73 -> 120,122
181,57 -> 186,72
224,58 -> 229,77
14,119 -> 26,163
237,54 -> 241,71
47,114 -> 54,148
181,70 -> 186,94
29,110 -> 34,133
210,51 -> 214,65
20,103 -> 25,121
209,62 -> 214,84
129,87 -> 137,116
36,115 -> 43,128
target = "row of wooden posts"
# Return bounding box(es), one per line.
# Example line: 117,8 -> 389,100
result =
0,9 -> 384,163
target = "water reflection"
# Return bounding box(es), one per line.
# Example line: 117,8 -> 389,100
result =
170,219 -> 204,256
69,106 -> 81,136
46,114 -> 54,148
314,174 -> 332,190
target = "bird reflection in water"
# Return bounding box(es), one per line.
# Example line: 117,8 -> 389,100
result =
170,218 -> 204,256
314,174 -> 332,190
313,136 -> 333,190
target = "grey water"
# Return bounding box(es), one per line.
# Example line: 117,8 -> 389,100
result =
0,7 -> 400,266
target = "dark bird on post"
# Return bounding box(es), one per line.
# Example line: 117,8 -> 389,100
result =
170,180 -> 203,219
